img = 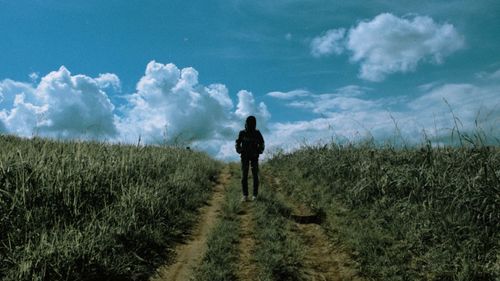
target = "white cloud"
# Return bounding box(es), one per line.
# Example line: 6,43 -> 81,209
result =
0,61 -> 272,160
491,70 -> 500,80
266,79 -> 500,151
310,28 -> 346,57
95,73 -> 121,91
476,68 -> 500,80
29,72 -> 39,82
0,67 -> 118,139
266,89 -> 311,99
3,61 -> 497,161
0,79 -> 35,108
268,85 -> 374,114
118,61 -> 270,157
235,90 -> 270,126
334,85 -> 370,97
408,83 -> 500,136
311,13 -> 465,81
287,94 -> 378,114
349,13 -> 464,81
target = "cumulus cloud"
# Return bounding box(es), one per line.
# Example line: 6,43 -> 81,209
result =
0,61 -> 271,160
311,13 -> 465,81
117,61 -> 270,157
95,73 -> 121,91
0,67 -> 118,139
235,90 -> 270,127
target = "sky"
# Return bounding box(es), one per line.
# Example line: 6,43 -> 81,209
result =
1,0 -> 500,160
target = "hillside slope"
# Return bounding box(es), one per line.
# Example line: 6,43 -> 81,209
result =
0,135 -> 220,281
265,143 -> 500,280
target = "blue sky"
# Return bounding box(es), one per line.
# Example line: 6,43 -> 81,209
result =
1,0 -> 500,159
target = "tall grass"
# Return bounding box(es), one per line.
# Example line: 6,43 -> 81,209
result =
265,139 -> 499,280
0,135 -> 220,281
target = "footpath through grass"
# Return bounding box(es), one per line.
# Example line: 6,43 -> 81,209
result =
192,165 -> 241,281
193,164 -> 305,281
0,135 -> 220,281
265,142 -> 500,280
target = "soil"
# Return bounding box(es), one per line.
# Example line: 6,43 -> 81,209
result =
236,202 -> 258,281
273,176 -> 365,281
151,166 -> 364,281
294,217 -> 364,281
150,166 -> 230,281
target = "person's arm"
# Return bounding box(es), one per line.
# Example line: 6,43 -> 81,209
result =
257,131 -> 265,154
235,131 -> 243,154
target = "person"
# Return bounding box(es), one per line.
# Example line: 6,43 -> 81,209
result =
235,116 -> 265,202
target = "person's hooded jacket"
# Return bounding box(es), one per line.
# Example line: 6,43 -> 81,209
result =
235,116 -> 265,158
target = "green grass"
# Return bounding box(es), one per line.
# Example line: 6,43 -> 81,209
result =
0,135 -> 221,281
265,142 -> 500,281
192,166 -> 241,281
252,179 -> 305,281
193,165 -> 306,281
2,130 -> 499,281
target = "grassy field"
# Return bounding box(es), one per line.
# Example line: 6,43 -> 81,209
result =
1,133 -> 499,281
0,135 -> 220,281
265,142 -> 500,280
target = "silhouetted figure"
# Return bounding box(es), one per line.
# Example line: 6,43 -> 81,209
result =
235,116 -> 265,201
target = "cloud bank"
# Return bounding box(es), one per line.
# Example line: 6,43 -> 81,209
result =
311,13 -> 465,81
267,78 -> 500,151
1,62 -> 499,160
0,61 -> 270,159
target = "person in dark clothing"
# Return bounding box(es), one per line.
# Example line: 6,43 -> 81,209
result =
235,116 -> 265,201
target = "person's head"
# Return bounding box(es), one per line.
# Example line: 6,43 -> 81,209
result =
245,115 -> 257,131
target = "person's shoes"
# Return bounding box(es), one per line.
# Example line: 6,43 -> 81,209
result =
251,195 -> 257,201
241,196 -> 249,202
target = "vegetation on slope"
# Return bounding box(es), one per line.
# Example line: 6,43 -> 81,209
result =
0,135 -> 220,281
265,142 -> 500,280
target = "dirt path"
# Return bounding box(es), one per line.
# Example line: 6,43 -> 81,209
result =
291,203 -> 363,281
272,177 -> 364,281
150,166 -> 230,281
236,202 -> 258,281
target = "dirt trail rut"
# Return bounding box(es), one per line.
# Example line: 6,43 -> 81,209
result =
292,203 -> 363,281
272,177 -> 364,281
151,166 -> 230,281
236,202 -> 258,281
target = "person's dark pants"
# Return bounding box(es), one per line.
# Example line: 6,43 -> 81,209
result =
241,156 -> 259,197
